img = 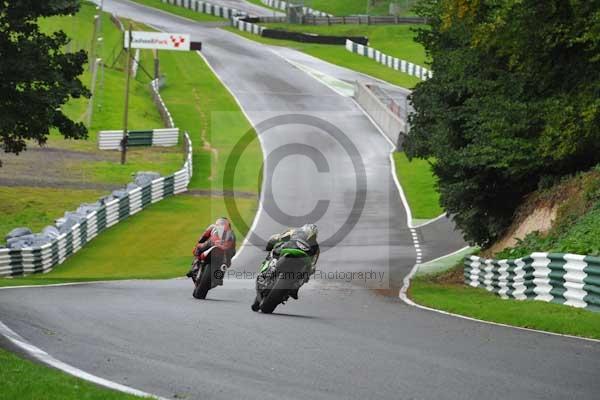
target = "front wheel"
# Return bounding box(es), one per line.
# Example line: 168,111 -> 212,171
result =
192,265 -> 211,299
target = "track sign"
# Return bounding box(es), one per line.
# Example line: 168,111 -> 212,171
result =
124,31 -> 191,51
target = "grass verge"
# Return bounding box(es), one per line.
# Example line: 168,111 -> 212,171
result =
0,187 -> 105,240
129,0 -> 225,22
264,23 -> 427,65
307,0 -> 418,16
410,265 -> 600,340
0,195 -> 257,287
393,152 -> 441,219
0,348 -> 143,400
224,27 -> 421,88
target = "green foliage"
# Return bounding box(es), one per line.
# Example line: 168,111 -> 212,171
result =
0,0 -> 90,165
405,0 -> 600,246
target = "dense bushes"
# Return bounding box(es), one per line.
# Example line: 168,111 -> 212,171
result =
405,0 -> 600,246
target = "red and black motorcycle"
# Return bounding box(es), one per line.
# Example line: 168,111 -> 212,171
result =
190,246 -> 230,299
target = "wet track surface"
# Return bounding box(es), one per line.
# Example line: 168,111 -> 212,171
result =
1,1 -> 598,399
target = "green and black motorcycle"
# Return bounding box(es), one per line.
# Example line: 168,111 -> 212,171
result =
252,236 -> 317,314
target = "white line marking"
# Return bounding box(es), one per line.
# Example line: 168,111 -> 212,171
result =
0,321 -> 169,399
418,245 -> 471,266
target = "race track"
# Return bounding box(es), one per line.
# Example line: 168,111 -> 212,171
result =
1,1 -> 599,399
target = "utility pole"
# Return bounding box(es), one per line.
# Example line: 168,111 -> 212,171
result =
121,25 -> 133,165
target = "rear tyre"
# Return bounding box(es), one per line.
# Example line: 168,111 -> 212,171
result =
259,276 -> 288,314
193,266 -> 211,299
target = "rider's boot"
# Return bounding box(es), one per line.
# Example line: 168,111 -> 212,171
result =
290,288 -> 299,300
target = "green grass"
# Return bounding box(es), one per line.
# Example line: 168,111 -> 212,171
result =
264,23 -> 427,65
0,195 -> 257,287
393,152 -> 442,219
410,266 -> 600,340
39,2 -> 182,183
225,27 -> 421,88
129,0 -> 225,22
1,4 -> 262,255
0,187 -> 105,240
0,348 -> 143,400
305,0 -> 418,16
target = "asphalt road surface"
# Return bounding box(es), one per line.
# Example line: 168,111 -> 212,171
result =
1,1 -> 598,399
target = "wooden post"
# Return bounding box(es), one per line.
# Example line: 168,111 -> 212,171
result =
153,49 -> 160,80
121,25 -> 133,165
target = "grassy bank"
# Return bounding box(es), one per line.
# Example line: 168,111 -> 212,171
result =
0,348 -> 142,400
0,195 -> 256,287
264,23 -> 427,65
307,0 -> 418,16
410,266 -> 600,340
40,1 -> 181,179
393,152 -> 441,220
225,28 -> 420,88
494,168 -> 600,259
1,2 -> 262,281
0,187 -> 105,240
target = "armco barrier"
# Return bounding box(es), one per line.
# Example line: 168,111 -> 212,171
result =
0,132 -> 192,278
260,0 -> 332,17
464,253 -> 600,312
98,128 -> 179,150
232,17 -> 265,35
346,39 -> 432,81
161,0 -> 246,19
151,79 -> 175,128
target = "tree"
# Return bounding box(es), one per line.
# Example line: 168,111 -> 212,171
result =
406,0 -> 600,246
0,0 -> 89,166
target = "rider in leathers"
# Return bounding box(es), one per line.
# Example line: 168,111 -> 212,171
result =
265,223 -> 319,299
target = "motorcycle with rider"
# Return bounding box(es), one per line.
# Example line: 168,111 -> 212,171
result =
252,224 -> 320,313
187,217 -> 236,299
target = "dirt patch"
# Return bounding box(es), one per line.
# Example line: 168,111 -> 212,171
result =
184,189 -> 257,199
483,170 -> 600,257
0,145 -> 118,189
486,206 -> 558,255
